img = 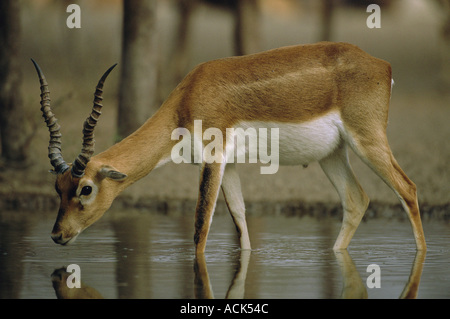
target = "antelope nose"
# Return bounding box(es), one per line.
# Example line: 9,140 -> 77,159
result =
51,233 -> 64,244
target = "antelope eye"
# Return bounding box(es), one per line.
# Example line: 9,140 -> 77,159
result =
80,186 -> 92,196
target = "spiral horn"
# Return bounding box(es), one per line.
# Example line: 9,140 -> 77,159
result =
31,59 -> 70,175
71,63 -> 117,178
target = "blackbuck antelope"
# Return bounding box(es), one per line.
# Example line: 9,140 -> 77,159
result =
33,42 -> 426,253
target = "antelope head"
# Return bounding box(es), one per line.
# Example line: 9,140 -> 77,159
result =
32,60 -> 127,245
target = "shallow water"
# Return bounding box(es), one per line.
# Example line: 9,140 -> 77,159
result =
0,209 -> 449,299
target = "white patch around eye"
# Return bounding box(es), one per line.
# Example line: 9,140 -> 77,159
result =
76,180 -> 98,206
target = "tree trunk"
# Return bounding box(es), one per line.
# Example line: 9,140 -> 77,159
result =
438,0 -> 450,88
0,0 -> 32,166
117,0 -> 158,141
319,0 -> 334,42
234,0 -> 260,56
172,0 -> 196,85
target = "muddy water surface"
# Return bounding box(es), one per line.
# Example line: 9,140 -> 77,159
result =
0,209 -> 449,299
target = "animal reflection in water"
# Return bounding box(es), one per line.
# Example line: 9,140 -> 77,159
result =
51,250 -> 425,299
51,268 -> 103,299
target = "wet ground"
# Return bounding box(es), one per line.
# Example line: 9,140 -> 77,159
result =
0,209 -> 449,299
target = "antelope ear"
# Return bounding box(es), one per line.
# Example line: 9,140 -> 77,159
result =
98,166 -> 127,181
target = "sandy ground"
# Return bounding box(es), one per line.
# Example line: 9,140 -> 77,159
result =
0,0 -> 449,214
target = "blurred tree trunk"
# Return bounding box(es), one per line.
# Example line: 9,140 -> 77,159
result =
319,0 -> 334,41
234,0 -> 260,56
117,0 -> 158,141
0,0 -> 32,167
171,0 -> 195,85
438,0 -> 450,88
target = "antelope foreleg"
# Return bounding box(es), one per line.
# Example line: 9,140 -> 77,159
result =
194,162 -> 226,254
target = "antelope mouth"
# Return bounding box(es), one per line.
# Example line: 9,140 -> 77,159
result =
61,235 -> 79,246
52,231 -> 81,246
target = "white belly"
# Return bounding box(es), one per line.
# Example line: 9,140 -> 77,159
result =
231,111 -> 343,166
